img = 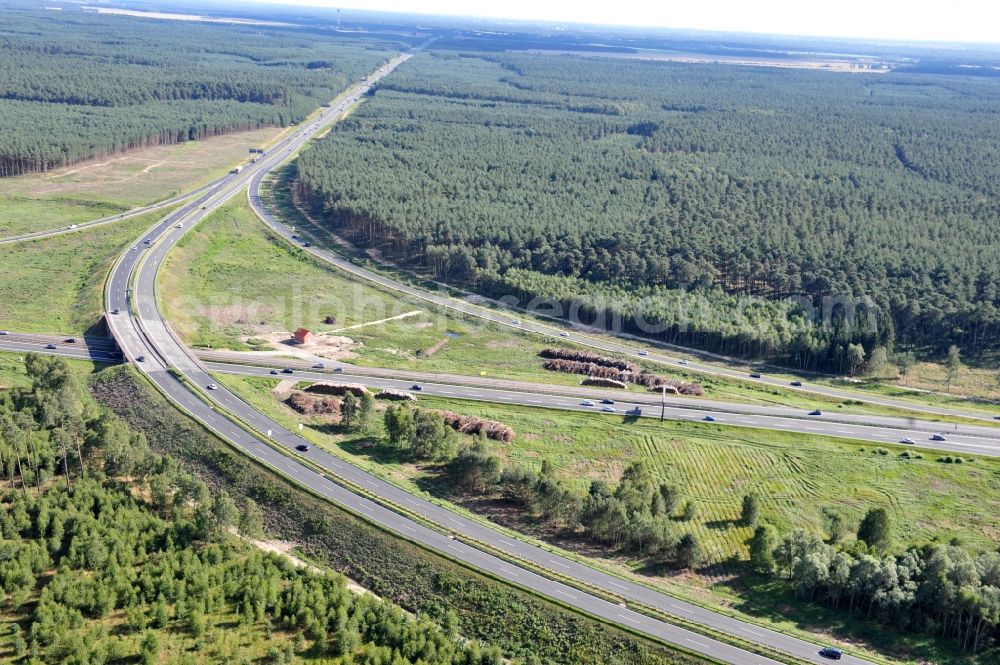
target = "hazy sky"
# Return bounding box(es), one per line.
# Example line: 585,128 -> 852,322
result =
246,0 -> 1000,44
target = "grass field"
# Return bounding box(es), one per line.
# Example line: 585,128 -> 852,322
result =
215,372 -> 997,664
0,126 -> 284,237
0,207 -> 176,334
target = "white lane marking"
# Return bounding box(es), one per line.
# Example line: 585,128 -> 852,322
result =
500,566 -> 520,578
671,604 -> 695,614
607,580 -> 628,590
448,544 -> 462,553
399,523 -> 416,533
686,639 -> 711,649
548,558 -> 570,569
617,613 -> 640,624
554,588 -> 576,599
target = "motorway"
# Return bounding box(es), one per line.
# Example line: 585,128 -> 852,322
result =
5,332 -> 1000,459
89,46 -> 881,665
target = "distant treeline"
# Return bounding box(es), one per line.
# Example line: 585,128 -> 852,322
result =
298,51 -> 1000,369
0,7 -> 404,175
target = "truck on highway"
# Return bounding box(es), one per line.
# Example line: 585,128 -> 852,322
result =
231,165 -> 243,174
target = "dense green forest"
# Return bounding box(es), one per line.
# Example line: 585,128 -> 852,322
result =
0,354 -> 515,663
298,51 -> 1000,369
0,4 -> 406,175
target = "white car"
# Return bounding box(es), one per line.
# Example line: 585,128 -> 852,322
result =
581,400 -> 595,407
559,332 -> 570,337
175,223 -> 183,229
207,383 -> 218,390
900,437 -> 915,444
601,406 -> 616,413
638,350 -> 649,356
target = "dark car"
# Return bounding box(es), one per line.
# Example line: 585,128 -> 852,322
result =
111,308 -> 120,315
819,647 -> 842,660
136,355 -> 145,362
65,337 -> 77,343
931,433 -> 947,442
703,415 -> 716,422
411,384 -> 422,391
45,343 -> 57,349
809,409 -> 822,416
790,380 -> 802,387
270,369 -> 279,375
302,242 -> 312,248
295,444 -> 310,452
282,368 -> 294,374
750,372 -> 762,379
601,399 -> 615,405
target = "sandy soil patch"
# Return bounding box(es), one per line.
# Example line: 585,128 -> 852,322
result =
271,379 -> 297,397
331,310 -> 422,333
247,537 -> 371,595
255,330 -> 359,362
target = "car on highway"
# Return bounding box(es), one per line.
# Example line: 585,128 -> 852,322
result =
333,367 -> 344,373
143,238 -> 151,244
626,407 -> 642,416
270,369 -> 279,375
703,415 -> 716,422
282,368 -> 294,374
900,437 -> 915,444
314,362 -> 326,369
638,350 -> 649,356
678,359 -> 688,365
580,400 -> 595,407
295,444 -> 310,452
136,355 -> 145,362
45,343 -> 57,349
175,223 -> 183,229
411,384 -> 422,391
809,409 -> 822,416
69,224 -> 78,229
790,380 -> 803,386
819,647 -> 842,660
931,433 -> 947,441
601,406 -> 616,413
302,242 -> 312,248
207,383 -> 218,390
0,330 -> 8,335
749,372 -> 762,378
111,308 -> 120,315
601,399 -> 615,405
65,338 -> 76,343
559,332 -> 570,337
